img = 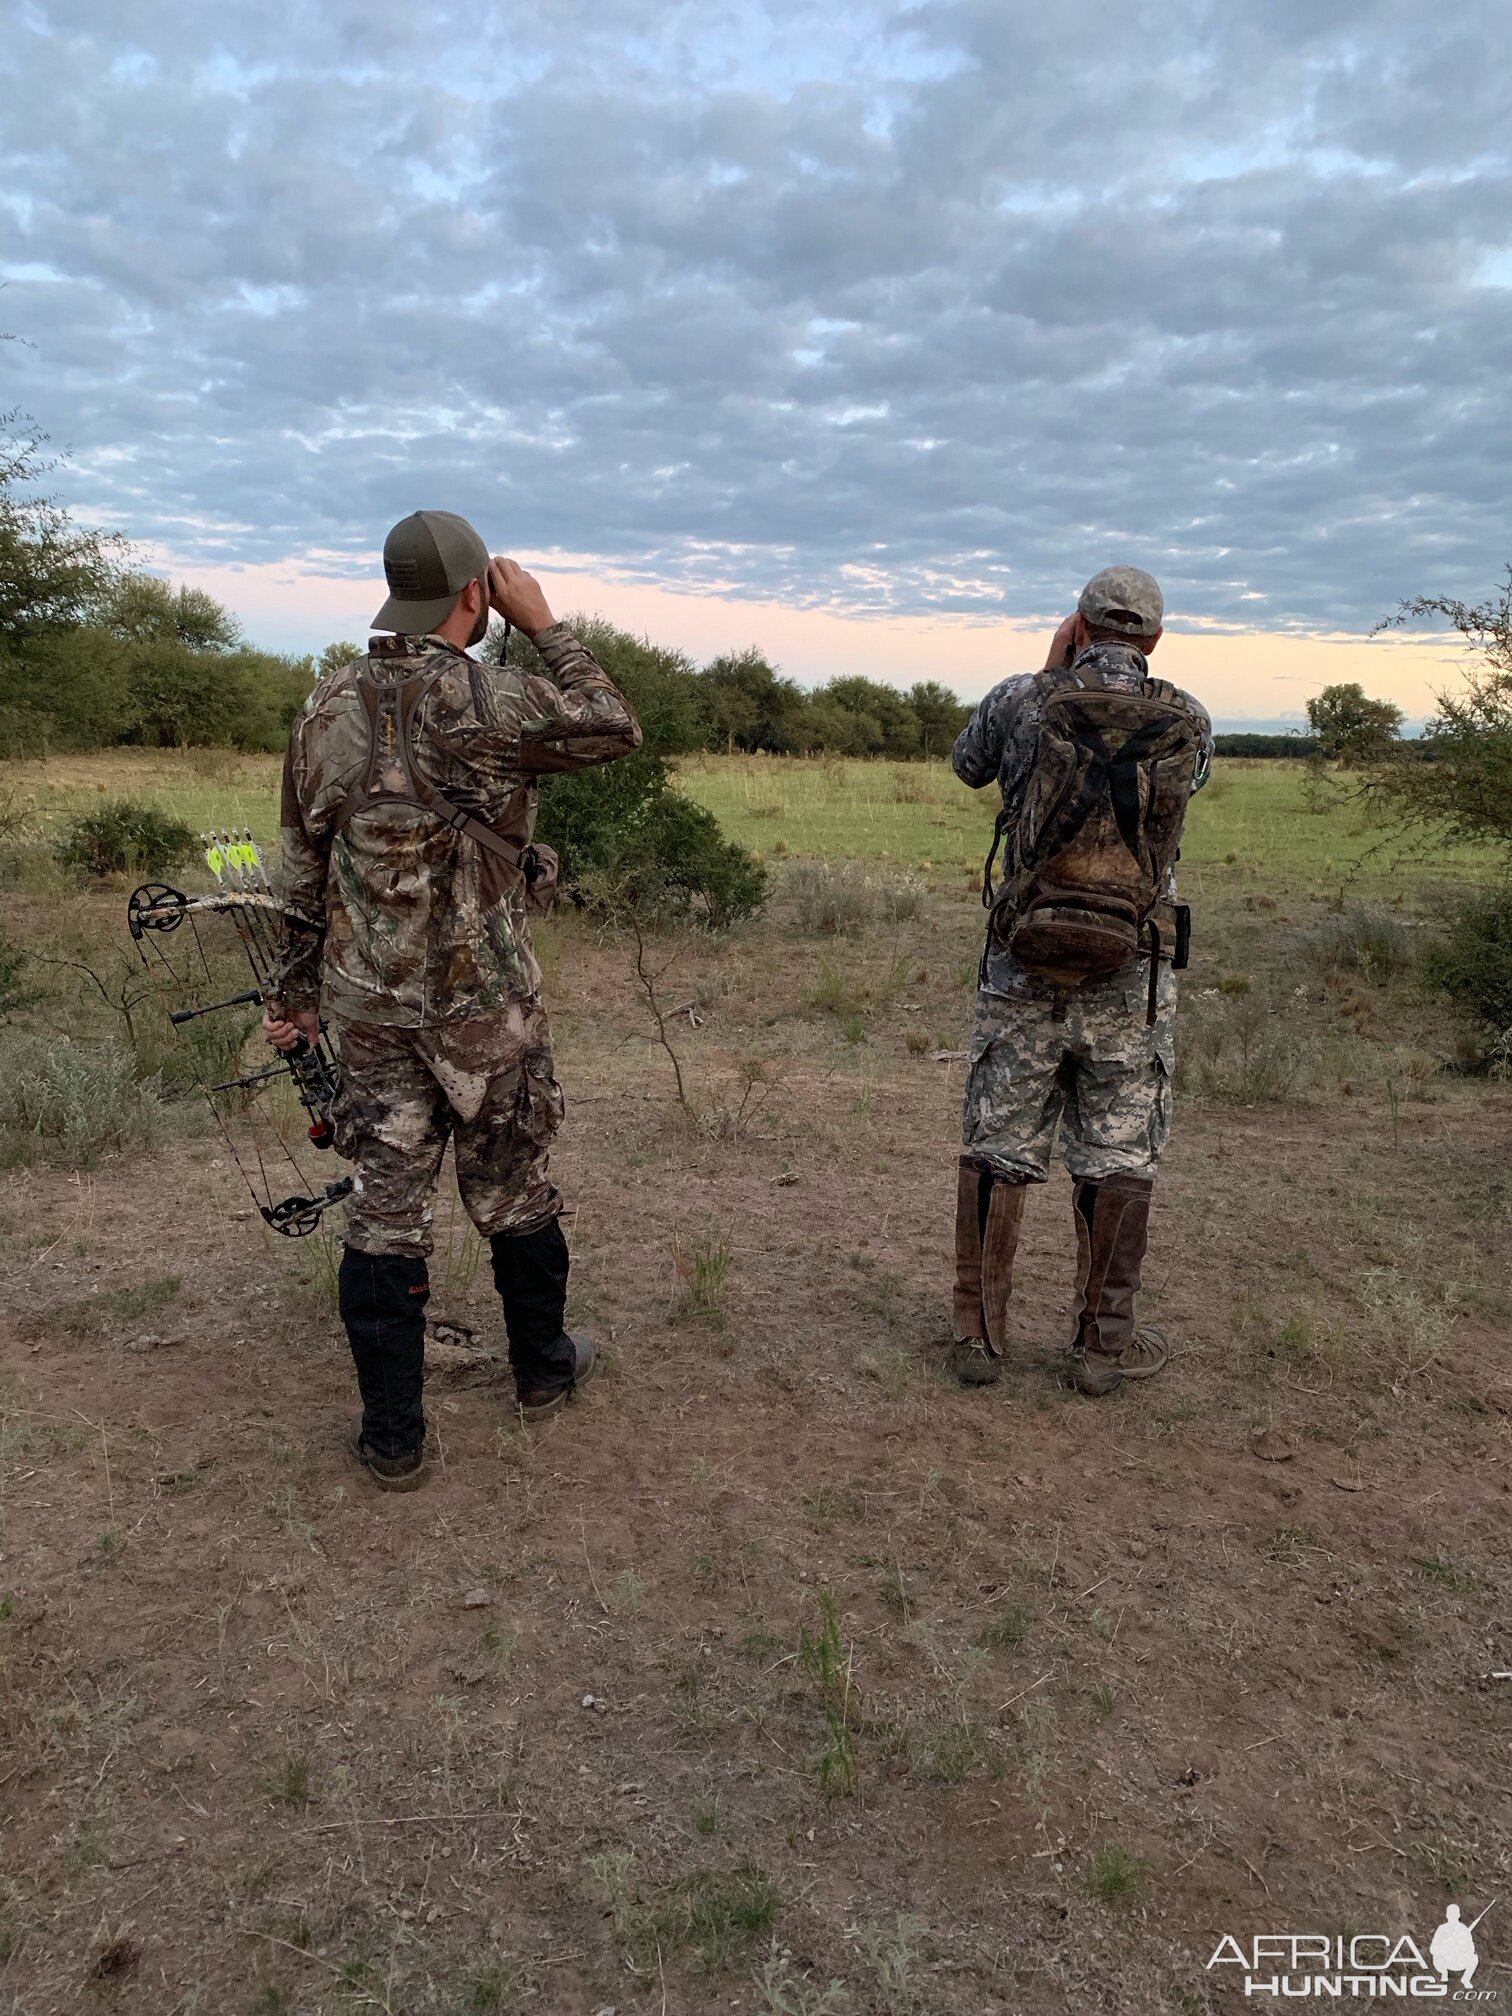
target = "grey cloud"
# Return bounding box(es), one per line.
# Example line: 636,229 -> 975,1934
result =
2,0 -> 1510,640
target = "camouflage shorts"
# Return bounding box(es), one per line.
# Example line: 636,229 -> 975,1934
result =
331,995 -> 564,1257
962,961 -> 1177,1183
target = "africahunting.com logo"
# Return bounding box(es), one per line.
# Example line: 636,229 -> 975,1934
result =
1207,1902 -> 1497,1999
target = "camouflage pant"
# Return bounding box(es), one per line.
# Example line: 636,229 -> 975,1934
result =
962,962 -> 1177,1183
331,996 -> 564,1257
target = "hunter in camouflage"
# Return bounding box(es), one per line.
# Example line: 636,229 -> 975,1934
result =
265,510 -> 641,1489
950,567 -> 1213,1397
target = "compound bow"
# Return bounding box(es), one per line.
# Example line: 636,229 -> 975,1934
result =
127,829 -> 353,1237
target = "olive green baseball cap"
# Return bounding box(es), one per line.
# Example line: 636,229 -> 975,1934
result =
372,509 -> 490,634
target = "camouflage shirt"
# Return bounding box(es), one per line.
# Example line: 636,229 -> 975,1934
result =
952,642 -> 1213,999
276,624 -> 641,1027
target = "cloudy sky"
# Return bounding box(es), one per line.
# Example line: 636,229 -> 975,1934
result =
3,0 -> 1509,717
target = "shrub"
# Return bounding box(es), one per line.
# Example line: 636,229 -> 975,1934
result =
786,860 -> 923,936
0,1034 -> 170,1167
55,800 -> 197,878
1422,885 -> 1512,1041
787,860 -> 875,937
877,874 -> 924,925
610,790 -> 768,929
1300,905 -> 1414,980
534,748 -> 666,885
0,922 -> 29,1018
1179,990 -> 1311,1104
537,753 -> 766,929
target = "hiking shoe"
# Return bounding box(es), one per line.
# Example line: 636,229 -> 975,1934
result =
515,1331 -> 598,1420
947,1337 -> 1004,1387
1071,1325 -> 1169,1397
350,1421 -> 427,1492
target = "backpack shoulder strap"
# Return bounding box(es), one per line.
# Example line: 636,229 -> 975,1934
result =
331,660 -> 529,889
1139,674 -> 1189,712
327,666 -> 392,833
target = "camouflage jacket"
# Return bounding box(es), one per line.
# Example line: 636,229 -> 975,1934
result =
275,625 -> 641,1028
952,642 -> 1213,999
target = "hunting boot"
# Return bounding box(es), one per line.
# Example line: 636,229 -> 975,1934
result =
1067,1173 -> 1169,1397
490,1219 -> 598,1420
339,1246 -> 430,1490
949,1157 -> 1029,1386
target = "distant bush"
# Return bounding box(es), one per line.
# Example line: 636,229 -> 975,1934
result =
1212,734 -> 1323,759
484,615 -> 969,764
1300,905 -> 1414,981
55,800 -> 197,878
1422,886 -> 1512,1042
0,1034 -> 170,1167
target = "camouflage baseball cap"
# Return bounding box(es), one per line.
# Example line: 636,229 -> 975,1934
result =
372,510 -> 490,634
1078,566 -> 1164,639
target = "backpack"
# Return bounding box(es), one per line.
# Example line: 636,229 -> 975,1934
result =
331,655 -> 558,912
982,666 -> 1200,1018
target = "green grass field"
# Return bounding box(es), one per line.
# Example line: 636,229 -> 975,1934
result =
0,747 -> 1494,901
675,753 -> 1494,900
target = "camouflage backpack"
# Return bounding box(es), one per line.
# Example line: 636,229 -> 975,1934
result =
982,666 -> 1200,1016
332,649 -> 558,912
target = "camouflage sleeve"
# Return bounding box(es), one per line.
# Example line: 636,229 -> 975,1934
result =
272,724 -> 328,1015
952,675 -> 1032,788
506,624 -> 643,775
1187,695 -> 1215,793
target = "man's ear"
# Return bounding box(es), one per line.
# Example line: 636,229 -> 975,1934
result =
1073,613 -> 1089,651
1143,626 -> 1163,654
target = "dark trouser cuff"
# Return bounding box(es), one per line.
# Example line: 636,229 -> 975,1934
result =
339,1245 -> 429,1458
490,1220 -> 575,1391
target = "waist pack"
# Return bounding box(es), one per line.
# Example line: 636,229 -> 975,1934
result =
332,657 -> 558,913
982,668 -> 1200,1019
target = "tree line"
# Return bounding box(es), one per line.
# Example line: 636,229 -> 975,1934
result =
0,408 -> 973,761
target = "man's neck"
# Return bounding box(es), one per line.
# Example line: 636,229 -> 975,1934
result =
1070,640 -> 1149,683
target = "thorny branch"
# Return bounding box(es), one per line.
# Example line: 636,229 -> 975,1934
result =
33,952 -> 155,1049
627,915 -> 692,1114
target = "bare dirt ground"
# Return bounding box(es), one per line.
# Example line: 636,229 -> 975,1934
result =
2,871 -> 1510,2015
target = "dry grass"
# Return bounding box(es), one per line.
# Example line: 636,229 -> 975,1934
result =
0,768 -> 1508,2012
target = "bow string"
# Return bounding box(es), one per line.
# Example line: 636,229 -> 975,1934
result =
127,828 -> 352,1237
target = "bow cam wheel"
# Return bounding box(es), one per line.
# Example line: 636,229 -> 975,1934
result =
127,883 -> 188,938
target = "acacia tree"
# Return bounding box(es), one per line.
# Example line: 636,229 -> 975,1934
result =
1370,571 -> 1512,1047
0,410 -> 122,648
103,572 -> 242,651
1305,681 -> 1403,766
908,679 -> 971,757
1370,569 -> 1512,854
317,640 -> 362,679
0,408 -> 128,750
